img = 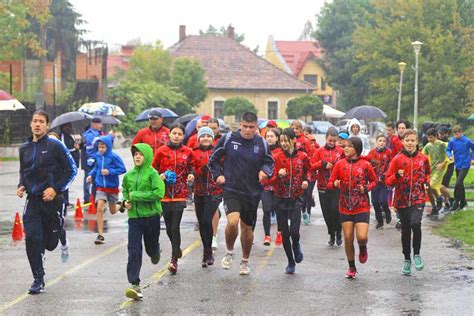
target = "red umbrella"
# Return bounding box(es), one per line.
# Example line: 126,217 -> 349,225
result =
0,90 -> 25,111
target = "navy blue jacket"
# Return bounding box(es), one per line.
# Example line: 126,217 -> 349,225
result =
446,135 -> 474,169
19,135 -> 77,197
88,135 -> 126,189
83,127 -> 105,166
209,131 -> 274,197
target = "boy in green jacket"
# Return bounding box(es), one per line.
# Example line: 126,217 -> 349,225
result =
122,143 -> 165,300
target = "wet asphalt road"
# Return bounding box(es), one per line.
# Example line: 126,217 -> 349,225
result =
0,148 -> 473,315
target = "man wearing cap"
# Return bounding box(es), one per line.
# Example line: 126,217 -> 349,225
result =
132,109 -> 170,154
82,117 -> 105,203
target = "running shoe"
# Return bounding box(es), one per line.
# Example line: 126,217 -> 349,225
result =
345,267 -> 357,279
395,220 -> 401,230
125,284 -> 143,300
206,249 -> 215,266
375,222 -> 383,229
359,247 -> 368,264
202,250 -> 208,268
459,200 -> 467,210
168,258 -> 178,274
263,235 -> 271,246
221,253 -> 234,270
28,278 -> 45,294
239,259 -> 251,275
386,212 -> 392,224
60,241 -> 70,262
212,236 -> 218,250
328,235 -> 335,246
413,255 -> 424,270
151,245 -> 161,265
336,235 -> 343,246
401,260 -> 412,276
94,235 -> 105,245
117,201 -> 126,213
285,262 -> 296,274
302,212 -> 310,225
275,231 -> 283,246
293,243 -> 304,263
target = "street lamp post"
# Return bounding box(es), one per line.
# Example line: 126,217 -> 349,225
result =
411,41 -> 423,131
397,62 -> 406,122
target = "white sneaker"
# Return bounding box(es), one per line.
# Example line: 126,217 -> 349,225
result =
239,259 -> 251,275
212,236 -> 218,250
221,253 -> 234,270
61,241 -> 70,262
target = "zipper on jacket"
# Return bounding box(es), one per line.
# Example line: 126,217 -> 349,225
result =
31,142 -> 38,194
135,168 -> 141,217
102,156 -> 107,188
409,156 -> 413,207
172,148 -> 177,199
288,156 -> 293,198
348,161 -> 352,210
206,150 -> 210,195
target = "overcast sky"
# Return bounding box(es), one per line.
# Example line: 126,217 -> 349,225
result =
69,0 -> 328,52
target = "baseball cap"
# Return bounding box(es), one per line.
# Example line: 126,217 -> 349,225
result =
92,117 -> 102,123
148,109 -> 162,119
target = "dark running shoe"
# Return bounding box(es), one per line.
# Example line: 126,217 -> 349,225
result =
375,222 -> 384,230
169,258 -> 178,274
151,245 -> 161,265
328,235 -> 335,246
28,278 -> 45,295
94,235 -> 105,245
285,261 -> 296,274
293,243 -> 304,263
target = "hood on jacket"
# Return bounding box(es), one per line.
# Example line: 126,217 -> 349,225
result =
132,143 -> 153,169
348,118 -> 362,136
94,135 -> 113,155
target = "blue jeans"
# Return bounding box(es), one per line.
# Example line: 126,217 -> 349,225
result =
127,216 -> 161,285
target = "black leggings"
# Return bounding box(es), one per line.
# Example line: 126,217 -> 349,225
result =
371,183 -> 391,224
261,190 -> 277,236
398,204 -> 423,260
454,168 -> 469,204
318,189 -> 341,237
276,198 -> 302,263
303,181 -> 316,214
194,195 -> 220,250
162,202 -> 186,258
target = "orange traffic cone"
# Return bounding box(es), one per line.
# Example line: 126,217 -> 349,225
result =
88,195 -> 97,215
12,212 -> 23,241
74,198 -> 83,219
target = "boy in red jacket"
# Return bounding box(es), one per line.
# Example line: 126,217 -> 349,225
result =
385,129 -> 431,276
328,137 -> 377,279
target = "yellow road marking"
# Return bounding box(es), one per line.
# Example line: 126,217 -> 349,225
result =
256,245 -> 276,272
0,241 -> 127,314
119,239 -> 201,310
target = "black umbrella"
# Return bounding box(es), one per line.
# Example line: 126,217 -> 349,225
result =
173,113 -> 200,126
94,115 -> 121,125
50,111 -> 93,129
343,105 -> 387,119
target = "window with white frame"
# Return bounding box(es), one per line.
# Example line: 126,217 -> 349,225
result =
267,101 -> 278,120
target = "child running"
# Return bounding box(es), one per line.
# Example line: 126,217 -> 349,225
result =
328,137 -> 377,279
260,128 -> 283,246
270,128 -> 310,274
311,127 -> 345,246
122,143 -> 164,300
152,123 -> 194,274
191,127 -> 222,267
87,135 -> 126,244
385,129 -> 431,276
366,134 -> 392,229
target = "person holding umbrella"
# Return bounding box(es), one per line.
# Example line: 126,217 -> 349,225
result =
132,109 -> 170,153
82,117 -> 105,204
59,123 -> 80,208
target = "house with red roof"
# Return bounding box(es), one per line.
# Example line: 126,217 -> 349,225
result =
265,36 -> 336,107
169,26 -> 314,122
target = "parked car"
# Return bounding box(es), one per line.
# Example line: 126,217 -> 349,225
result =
308,121 -> 334,134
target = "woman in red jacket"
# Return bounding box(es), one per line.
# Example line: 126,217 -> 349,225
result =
385,129 -> 430,276
366,134 -> 392,229
328,137 -> 377,279
152,123 -> 194,274
270,128 -> 310,274
191,127 -> 223,267
260,128 -> 282,246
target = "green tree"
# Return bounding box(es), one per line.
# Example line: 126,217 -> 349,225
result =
199,24 -> 245,43
125,42 -> 173,83
286,95 -> 323,121
352,0 -> 473,122
223,97 -> 257,121
171,58 -> 207,106
313,0 -> 373,110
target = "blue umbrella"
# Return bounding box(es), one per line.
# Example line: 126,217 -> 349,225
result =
185,114 -> 204,139
135,107 -> 179,122
50,111 -> 93,129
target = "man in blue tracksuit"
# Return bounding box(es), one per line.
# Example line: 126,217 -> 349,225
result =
82,117 -> 105,203
209,112 -> 274,275
446,126 -> 474,211
18,110 -> 77,294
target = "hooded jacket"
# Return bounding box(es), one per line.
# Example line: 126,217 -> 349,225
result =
122,143 -> 164,218
152,142 -> 193,201
88,135 -> 126,189
365,147 -> 392,182
328,157 -> 377,214
348,118 -> 362,138
191,145 -> 223,196
19,135 -> 77,197
446,135 -> 474,169
132,125 -> 170,153
385,149 -> 431,209
270,149 -> 310,199
310,144 -> 345,190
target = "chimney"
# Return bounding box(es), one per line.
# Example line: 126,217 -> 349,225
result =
227,25 -> 235,40
179,25 -> 186,42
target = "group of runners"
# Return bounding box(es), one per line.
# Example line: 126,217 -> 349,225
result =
17,109 -> 473,300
